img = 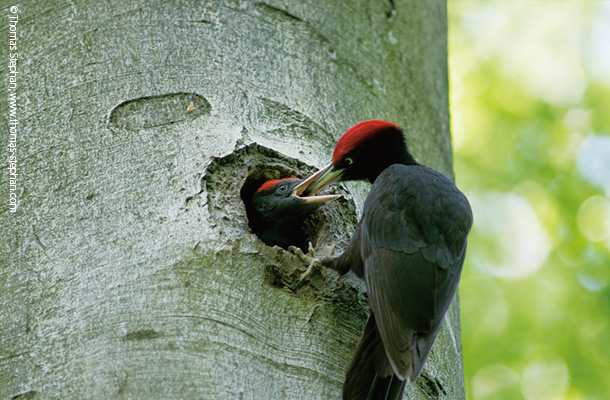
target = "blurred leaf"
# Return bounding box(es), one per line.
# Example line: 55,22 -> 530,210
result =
449,1 -> 610,398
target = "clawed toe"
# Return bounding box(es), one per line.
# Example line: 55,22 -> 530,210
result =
288,243 -> 324,284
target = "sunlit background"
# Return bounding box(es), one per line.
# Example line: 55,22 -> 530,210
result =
449,1 -> 610,399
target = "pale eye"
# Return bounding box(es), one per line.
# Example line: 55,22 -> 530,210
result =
344,157 -> 354,165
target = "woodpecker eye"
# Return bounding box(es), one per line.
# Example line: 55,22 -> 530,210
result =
344,157 -> 354,165
277,184 -> 288,193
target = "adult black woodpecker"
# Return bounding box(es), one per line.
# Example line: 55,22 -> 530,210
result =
298,120 -> 473,400
247,177 -> 339,250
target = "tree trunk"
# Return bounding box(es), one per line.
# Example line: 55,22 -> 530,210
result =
1,1 -> 463,399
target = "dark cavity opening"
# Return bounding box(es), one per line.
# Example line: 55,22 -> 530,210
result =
203,143 -> 356,254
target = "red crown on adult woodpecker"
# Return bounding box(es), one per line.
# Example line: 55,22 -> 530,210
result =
302,120 -> 419,193
332,120 -> 401,166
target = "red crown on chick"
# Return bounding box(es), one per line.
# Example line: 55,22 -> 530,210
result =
255,178 -> 300,193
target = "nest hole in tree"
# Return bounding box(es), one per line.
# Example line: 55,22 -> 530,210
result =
203,143 -> 357,254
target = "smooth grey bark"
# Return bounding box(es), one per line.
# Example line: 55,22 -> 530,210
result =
1,1 -> 464,399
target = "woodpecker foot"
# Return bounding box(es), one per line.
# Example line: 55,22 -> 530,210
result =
288,243 -> 324,284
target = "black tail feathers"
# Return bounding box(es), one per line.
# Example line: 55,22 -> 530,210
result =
343,316 -> 406,400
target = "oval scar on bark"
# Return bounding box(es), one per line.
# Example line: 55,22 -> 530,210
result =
108,92 -> 211,131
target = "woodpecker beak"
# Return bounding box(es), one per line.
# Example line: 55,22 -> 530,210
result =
292,164 -> 341,204
297,162 -> 345,197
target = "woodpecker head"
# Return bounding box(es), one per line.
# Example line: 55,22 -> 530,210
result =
303,120 -> 418,194
248,177 -> 339,249
251,178 -> 339,224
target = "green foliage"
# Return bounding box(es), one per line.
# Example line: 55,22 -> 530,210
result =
449,2 -> 610,399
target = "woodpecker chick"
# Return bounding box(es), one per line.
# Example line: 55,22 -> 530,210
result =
248,177 -> 339,250
298,120 -> 473,400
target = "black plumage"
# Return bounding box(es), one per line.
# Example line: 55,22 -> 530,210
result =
301,120 -> 472,399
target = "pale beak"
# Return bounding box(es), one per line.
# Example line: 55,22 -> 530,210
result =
291,163 -> 342,204
297,163 -> 346,196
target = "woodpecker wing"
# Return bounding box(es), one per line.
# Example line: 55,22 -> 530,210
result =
360,164 -> 472,380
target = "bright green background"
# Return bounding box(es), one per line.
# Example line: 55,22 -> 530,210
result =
449,1 -> 610,399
